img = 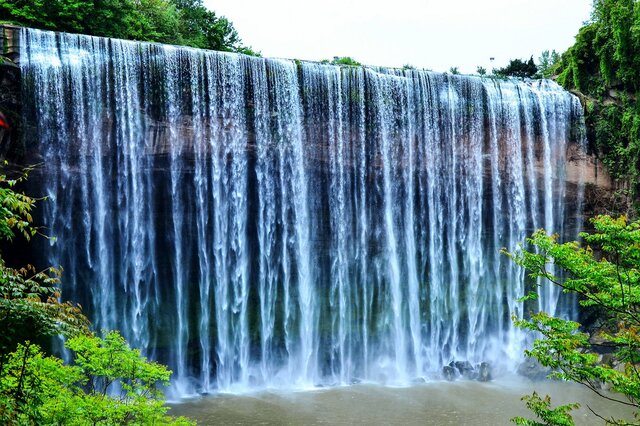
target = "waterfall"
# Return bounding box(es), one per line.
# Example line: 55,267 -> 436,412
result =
19,28 -> 585,395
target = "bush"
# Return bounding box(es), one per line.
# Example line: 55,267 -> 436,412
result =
0,167 -> 194,424
0,332 -> 194,425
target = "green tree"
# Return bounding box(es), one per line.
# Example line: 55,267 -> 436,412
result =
0,0 -> 257,54
0,0 -> 91,33
537,50 -> 561,79
328,56 -> 362,66
0,332 -> 193,425
173,0 -> 241,51
493,56 -> 538,78
0,168 -> 89,363
128,0 -> 180,44
513,392 -> 580,426
0,259 -> 89,365
449,66 -> 460,75
476,66 -> 487,76
505,215 -> 640,425
0,167 -> 193,424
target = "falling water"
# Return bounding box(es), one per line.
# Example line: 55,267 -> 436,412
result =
18,28 -> 585,395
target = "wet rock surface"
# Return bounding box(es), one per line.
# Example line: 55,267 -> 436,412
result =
517,358 -> 553,381
442,360 -> 493,382
1,26 -> 22,159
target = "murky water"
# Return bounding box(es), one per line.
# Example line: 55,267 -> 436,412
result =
169,376 -> 632,425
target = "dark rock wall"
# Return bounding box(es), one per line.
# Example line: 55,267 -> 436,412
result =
1,26 -> 22,159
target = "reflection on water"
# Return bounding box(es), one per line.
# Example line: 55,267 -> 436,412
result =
169,376 -> 632,425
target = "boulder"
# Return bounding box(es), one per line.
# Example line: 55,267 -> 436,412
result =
477,362 -> 492,382
454,360 -> 475,379
517,358 -> 552,381
442,365 -> 457,381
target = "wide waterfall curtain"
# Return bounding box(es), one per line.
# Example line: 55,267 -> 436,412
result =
20,28 -> 584,395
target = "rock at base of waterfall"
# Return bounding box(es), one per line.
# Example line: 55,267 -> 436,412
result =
454,361 -> 475,379
442,365 -> 457,381
517,358 -> 553,381
477,362 -> 491,382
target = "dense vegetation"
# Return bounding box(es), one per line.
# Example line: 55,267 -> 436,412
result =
0,0 -> 258,55
507,215 -> 640,425
554,0 -> 640,203
507,4 -> 640,423
492,57 -> 538,79
0,168 -> 192,425
319,56 -> 362,66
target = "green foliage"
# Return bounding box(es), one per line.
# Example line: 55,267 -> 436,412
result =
0,0 -> 89,33
172,0 -> 257,54
512,392 -> 580,426
0,0 -> 256,54
449,66 -> 460,75
0,167 -> 89,360
537,50 -> 561,79
0,167 -> 36,242
493,56 -> 538,78
554,0 -> 640,200
328,56 -> 362,67
505,215 -> 640,425
0,333 -> 194,425
589,102 -> 640,191
0,167 -> 192,424
0,259 -> 89,361
476,66 -> 487,76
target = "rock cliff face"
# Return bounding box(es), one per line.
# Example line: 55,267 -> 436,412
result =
2,26 -> 616,394
0,26 -> 21,158
0,25 -> 612,190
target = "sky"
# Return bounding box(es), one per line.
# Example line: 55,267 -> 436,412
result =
203,0 -> 593,74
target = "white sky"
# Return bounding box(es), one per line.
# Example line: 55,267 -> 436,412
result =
203,0 -> 592,74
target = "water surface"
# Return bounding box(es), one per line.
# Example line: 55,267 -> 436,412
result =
169,377 -> 632,425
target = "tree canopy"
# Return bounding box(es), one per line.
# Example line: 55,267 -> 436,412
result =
492,57 -> 538,78
320,56 -> 362,66
537,50 -> 561,79
1,332 -> 194,425
506,215 -> 640,425
0,0 -> 258,54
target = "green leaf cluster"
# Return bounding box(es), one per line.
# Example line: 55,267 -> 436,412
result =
0,0 -> 257,54
0,166 -> 193,424
512,392 -> 580,426
0,167 -> 89,362
537,50 -> 561,79
492,57 -> 538,79
320,56 -> 362,67
0,167 -> 90,362
0,332 -> 193,425
0,259 -> 90,360
506,215 -> 640,425
0,167 -> 37,242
